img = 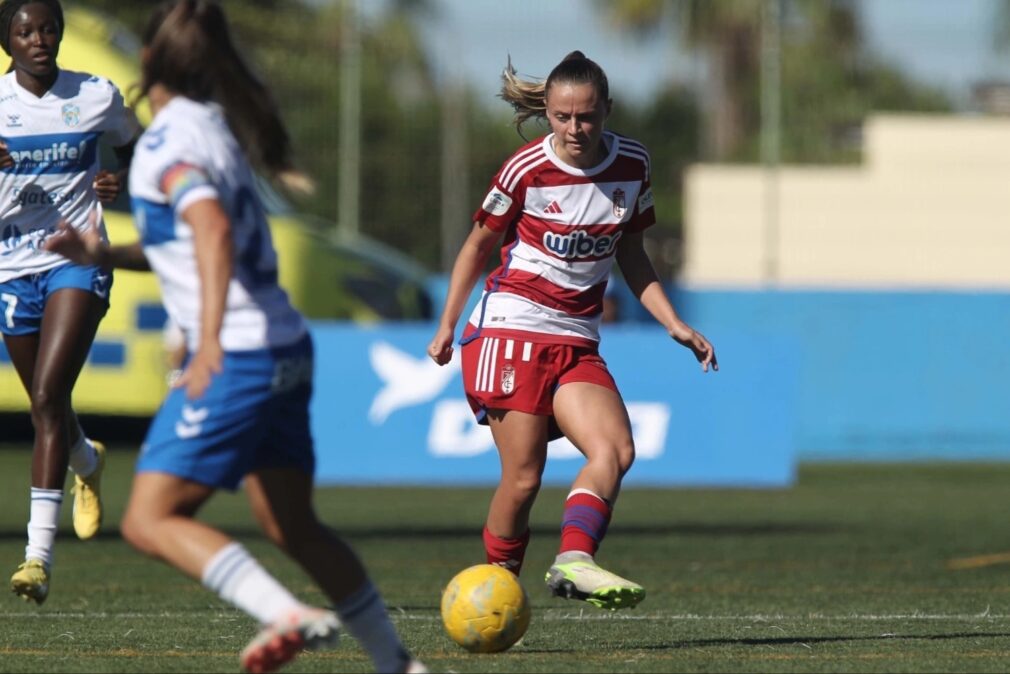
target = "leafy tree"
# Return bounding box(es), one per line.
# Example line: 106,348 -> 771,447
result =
599,0 -> 950,163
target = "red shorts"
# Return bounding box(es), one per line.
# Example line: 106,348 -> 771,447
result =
461,330 -> 618,424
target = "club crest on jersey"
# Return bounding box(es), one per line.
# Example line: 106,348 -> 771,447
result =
612,188 -> 626,218
62,103 -> 80,127
500,365 -> 516,395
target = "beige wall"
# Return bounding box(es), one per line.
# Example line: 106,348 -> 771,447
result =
682,114 -> 1010,288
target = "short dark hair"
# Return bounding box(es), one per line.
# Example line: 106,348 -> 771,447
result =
0,0 -> 63,56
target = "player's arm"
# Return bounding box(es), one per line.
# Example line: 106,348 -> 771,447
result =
43,211 -> 151,271
616,230 -> 717,372
428,221 -> 502,365
94,85 -> 143,203
94,139 -> 138,204
172,198 -> 231,399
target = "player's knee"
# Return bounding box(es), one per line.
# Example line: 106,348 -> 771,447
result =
615,439 -> 636,475
28,387 -> 68,427
503,471 -> 542,502
587,439 -> 635,478
120,512 -> 157,556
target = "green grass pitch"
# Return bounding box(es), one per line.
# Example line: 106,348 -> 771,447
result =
1,446 -> 1010,672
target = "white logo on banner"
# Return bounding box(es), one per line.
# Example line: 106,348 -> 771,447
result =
427,399 -> 669,459
368,342 -> 670,459
368,341 -> 460,424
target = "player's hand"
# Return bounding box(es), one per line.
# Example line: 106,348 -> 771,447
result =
174,341 -> 223,399
671,324 -> 718,373
43,208 -> 108,267
93,169 -> 123,203
428,326 -> 455,366
0,140 -> 13,170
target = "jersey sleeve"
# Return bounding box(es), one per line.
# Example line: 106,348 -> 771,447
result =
626,154 -> 656,233
101,80 -> 142,148
142,123 -> 219,212
472,159 -> 525,232
158,161 -> 218,213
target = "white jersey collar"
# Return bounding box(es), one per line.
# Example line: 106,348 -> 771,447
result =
542,131 -> 618,177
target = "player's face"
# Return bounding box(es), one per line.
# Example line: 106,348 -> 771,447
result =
545,81 -> 611,169
8,3 -> 61,80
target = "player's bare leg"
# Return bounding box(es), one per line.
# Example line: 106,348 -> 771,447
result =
546,382 -> 644,610
121,472 -> 337,673
483,409 -> 548,573
6,290 -> 104,602
245,468 -> 416,673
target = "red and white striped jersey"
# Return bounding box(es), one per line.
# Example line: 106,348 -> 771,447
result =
466,131 -> 655,346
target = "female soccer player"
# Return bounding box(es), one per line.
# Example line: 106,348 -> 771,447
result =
46,2 -> 424,672
0,0 -> 140,603
428,52 -> 717,611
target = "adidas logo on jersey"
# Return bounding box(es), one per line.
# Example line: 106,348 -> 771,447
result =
544,200 -> 563,214
542,230 -> 623,259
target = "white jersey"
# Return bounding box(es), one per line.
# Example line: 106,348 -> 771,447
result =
129,96 -> 305,352
0,69 -> 140,283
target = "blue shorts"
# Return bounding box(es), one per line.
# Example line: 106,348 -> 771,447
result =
138,334 -> 316,490
0,263 -> 112,336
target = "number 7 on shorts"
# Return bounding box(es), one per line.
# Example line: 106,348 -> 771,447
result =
1,292 -> 17,329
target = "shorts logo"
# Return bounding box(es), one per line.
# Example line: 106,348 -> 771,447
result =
62,103 -> 80,127
482,187 -> 512,216
612,188 -> 626,218
500,365 -> 515,395
92,272 -> 110,299
175,404 -> 209,439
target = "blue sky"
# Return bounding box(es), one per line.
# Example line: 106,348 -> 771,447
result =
354,0 -> 1010,110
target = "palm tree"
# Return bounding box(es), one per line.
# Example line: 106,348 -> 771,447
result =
996,0 -> 1010,49
599,0 -> 862,161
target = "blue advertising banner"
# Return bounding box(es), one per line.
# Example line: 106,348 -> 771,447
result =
309,324 -> 797,487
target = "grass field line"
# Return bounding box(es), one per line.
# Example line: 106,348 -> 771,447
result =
2,610 -> 1007,621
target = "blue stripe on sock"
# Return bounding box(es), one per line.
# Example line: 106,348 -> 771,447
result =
563,504 -> 610,542
205,546 -> 249,590
563,505 -> 606,527
30,495 -> 63,503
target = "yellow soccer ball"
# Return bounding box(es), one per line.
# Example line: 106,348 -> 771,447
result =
440,563 -> 531,653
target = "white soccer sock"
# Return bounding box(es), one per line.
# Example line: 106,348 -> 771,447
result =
67,431 -> 98,477
201,542 -> 304,626
25,488 -> 63,567
334,581 -> 410,673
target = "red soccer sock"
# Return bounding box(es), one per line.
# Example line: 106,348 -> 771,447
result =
483,526 -> 530,575
559,490 -> 612,556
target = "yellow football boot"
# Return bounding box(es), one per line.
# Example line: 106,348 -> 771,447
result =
10,559 -> 50,605
72,441 -> 106,540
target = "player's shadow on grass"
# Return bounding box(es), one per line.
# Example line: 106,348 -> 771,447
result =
660,631 -> 1010,650
0,522 -> 842,541
335,522 -> 845,540
521,631 -> 1010,654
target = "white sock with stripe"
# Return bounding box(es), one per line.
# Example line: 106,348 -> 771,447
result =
333,581 -> 410,673
201,542 -> 304,625
25,488 -> 63,567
